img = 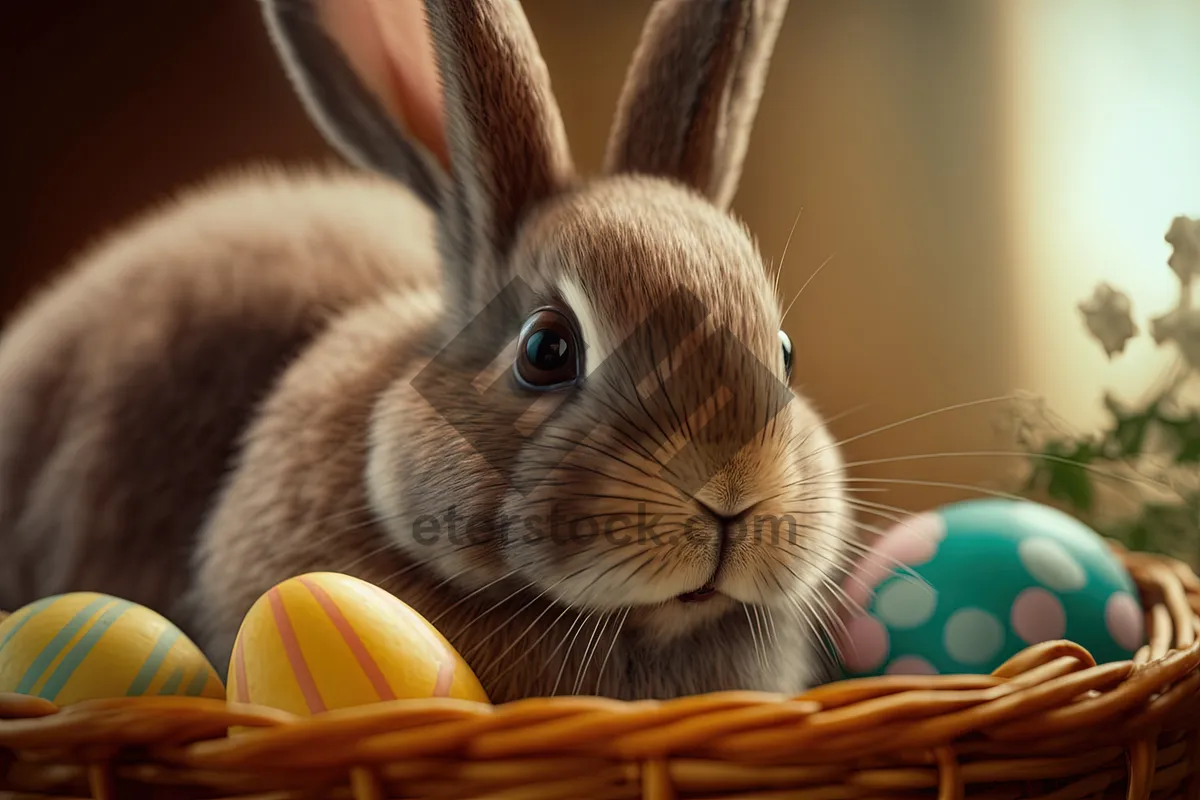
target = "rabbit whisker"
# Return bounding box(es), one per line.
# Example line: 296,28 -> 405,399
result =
742,603 -> 763,669
839,448 -> 1173,497
581,393 -> 673,464
764,549 -> 850,643
771,205 -> 804,304
449,575 -> 552,646
781,251 -> 836,325
793,394 -> 1024,476
485,601 -> 576,687
530,432 -> 675,494
753,604 -> 769,667
427,567 -> 521,628
593,608 -> 630,696
550,611 -> 598,697
773,517 -> 931,592
573,611 -> 614,696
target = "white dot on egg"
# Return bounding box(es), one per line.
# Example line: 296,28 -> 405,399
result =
1105,591 -> 1144,652
1009,502 -> 1106,555
875,577 -> 937,630
839,614 -> 890,673
1010,587 -> 1066,644
943,608 -> 1005,665
1018,537 -> 1087,592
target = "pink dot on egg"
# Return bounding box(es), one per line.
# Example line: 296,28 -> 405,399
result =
886,655 -> 939,676
838,614 -> 890,673
841,512 -> 946,608
1105,591 -> 1144,652
1011,587 -> 1066,644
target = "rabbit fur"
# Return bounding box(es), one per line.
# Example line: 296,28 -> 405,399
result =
0,0 -> 853,702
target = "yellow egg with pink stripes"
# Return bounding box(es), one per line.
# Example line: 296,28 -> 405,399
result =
0,593 -> 224,705
227,573 -> 489,715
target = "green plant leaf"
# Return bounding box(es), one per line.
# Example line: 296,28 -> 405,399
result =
1160,413 -> 1200,463
1039,440 -> 1095,512
1110,412 -> 1153,458
1124,519 -> 1150,553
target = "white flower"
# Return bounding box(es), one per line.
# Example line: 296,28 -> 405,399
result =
1166,215 -> 1200,285
1078,282 -> 1138,357
1150,306 -> 1200,369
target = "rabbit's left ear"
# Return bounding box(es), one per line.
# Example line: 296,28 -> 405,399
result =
263,0 -> 575,309
262,0 -> 451,208
603,0 -> 789,210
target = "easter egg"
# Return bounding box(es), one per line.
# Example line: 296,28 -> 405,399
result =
0,593 -> 224,704
227,572 -> 489,715
834,499 -> 1146,678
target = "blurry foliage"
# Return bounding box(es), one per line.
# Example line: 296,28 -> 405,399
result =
1008,216 -> 1200,568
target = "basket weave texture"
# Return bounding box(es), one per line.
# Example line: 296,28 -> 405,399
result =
2,546 -> 1199,800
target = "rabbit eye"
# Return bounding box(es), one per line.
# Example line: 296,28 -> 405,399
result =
779,329 -> 793,378
514,308 -> 582,390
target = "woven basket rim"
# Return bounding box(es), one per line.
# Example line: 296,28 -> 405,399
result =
3,545 -> 1200,799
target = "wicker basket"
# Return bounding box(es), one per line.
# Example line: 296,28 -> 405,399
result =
2,545 -> 1199,800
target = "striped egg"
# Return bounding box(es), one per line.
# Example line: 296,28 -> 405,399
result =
0,593 -> 224,705
227,573 -> 489,715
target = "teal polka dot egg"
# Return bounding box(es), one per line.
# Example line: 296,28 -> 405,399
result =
833,499 -> 1146,678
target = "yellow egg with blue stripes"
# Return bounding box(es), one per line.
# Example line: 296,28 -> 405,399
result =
0,593 -> 223,705
227,572 -> 489,715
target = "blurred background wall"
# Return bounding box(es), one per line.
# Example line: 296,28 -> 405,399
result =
1,0 -> 1198,516
1001,0 -> 1200,426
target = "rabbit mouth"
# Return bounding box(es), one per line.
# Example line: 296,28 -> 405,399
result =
677,584 -> 719,603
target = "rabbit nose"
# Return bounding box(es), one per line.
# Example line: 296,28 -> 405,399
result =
695,496 -> 752,528
681,501 -> 746,601
697,500 -> 744,527
695,500 -> 752,560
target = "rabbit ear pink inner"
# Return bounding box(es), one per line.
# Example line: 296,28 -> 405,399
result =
317,0 -> 449,170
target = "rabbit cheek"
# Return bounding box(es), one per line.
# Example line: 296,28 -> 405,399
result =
365,374 -> 517,591
764,403 -> 852,603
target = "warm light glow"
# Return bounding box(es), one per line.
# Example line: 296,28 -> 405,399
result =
1004,0 -> 1200,431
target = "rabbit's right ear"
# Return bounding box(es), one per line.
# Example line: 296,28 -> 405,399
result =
604,0 -> 789,211
261,0 -> 449,209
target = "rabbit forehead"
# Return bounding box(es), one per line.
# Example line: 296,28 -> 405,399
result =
521,177 -> 780,363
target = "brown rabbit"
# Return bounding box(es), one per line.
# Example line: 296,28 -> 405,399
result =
0,0 -> 854,702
